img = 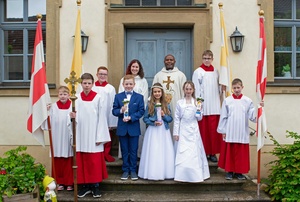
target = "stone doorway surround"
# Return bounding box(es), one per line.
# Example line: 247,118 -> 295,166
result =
105,0 -> 212,88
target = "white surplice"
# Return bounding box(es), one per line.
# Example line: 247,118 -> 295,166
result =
92,83 -> 117,128
50,102 -> 73,157
217,95 -> 256,144
192,67 -> 221,115
173,98 -> 210,182
74,91 -> 110,153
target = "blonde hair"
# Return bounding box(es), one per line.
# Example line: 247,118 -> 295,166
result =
148,83 -> 170,116
183,81 -> 196,99
123,74 -> 135,83
58,86 -> 69,94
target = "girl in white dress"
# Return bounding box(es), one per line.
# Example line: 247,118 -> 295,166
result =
138,83 -> 175,180
118,59 -> 149,157
173,81 -> 210,182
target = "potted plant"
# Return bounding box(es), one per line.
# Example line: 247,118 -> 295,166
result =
281,64 -> 291,77
0,146 -> 46,202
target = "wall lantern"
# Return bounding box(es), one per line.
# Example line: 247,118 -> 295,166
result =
73,30 -> 89,53
80,30 -> 89,53
230,27 -> 244,52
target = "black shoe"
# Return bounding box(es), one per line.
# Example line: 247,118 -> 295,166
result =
235,173 -> 246,180
209,155 -> 218,162
225,172 -> 233,180
121,172 -> 129,180
77,186 -> 91,198
130,171 -> 138,181
91,186 -> 102,198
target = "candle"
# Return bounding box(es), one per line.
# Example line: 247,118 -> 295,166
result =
196,97 -> 204,117
155,103 -> 162,122
122,98 -> 130,119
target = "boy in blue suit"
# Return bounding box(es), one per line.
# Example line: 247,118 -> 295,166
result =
112,74 -> 145,180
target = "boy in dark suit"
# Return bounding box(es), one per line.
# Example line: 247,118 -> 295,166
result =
112,75 -> 145,180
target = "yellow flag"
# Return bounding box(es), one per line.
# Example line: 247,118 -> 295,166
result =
68,8 -> 82,91
219,3 -> 231,97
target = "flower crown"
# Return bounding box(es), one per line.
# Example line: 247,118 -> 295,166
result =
151,85 -> 164,90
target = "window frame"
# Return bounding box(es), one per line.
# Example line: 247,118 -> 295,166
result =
273,0 -> 300,81
0,0 -> 46,87
123,0 -> 194,6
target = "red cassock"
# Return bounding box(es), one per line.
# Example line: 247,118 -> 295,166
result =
77,152 -> 108,184
53,157 -> 73,185
198,115 -> 223,155
218,141 -> 250,174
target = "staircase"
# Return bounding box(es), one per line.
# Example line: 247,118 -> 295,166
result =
57,157 -> 271,201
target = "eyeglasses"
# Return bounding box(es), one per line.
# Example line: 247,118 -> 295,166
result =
202,57 -> 212,60
98,73 -> 108,76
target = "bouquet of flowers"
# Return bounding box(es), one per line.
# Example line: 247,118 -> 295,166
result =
155,103 -> 162,122
122,98 -> 130,119
196,97 -> 204,117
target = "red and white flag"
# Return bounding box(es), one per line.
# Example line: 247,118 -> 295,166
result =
27,18 -> 51,146
256,14 -> 268,151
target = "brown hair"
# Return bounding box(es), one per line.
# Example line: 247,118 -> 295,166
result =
148,83 -> 170,116
232,78 -> 243,86
97,66 -> 108,73
58,86 -> 69,94
202,50 -> 214,58
183,81 -> 196,99
125,59 -> 145,78
81,73 -> 94,83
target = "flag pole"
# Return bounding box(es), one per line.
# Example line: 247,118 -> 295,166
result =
46,116 -> 56,180
64,71 -> 81,202
256,9 -> 267,197
257,149 -> 261,196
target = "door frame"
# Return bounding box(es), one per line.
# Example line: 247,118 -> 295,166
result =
106,7 -> 212,89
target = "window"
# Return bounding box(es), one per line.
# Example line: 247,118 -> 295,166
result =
274,0 -> 300,79
124,0 -> 193,6
0,0 -> 46,85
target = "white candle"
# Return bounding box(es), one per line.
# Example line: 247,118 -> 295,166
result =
156,103 -> 162,122
123,98 -> 130,119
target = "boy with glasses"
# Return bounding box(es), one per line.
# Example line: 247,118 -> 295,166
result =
192,50 -> 224,163
93,66 -> 118,162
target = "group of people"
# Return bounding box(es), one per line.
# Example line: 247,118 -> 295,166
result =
47,50 -> 262,198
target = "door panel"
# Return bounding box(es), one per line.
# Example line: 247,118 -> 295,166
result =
126,29 -> 192,88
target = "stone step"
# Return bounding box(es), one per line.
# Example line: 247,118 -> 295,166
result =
106,157 -> 219,174
56,154 -> 271,201
101,172 -> 244,192
57,181 -> 271,202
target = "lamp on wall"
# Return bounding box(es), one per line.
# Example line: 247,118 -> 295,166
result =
230,27 -> 244,52
73,30 -> 89,53
80,30 -> 89,53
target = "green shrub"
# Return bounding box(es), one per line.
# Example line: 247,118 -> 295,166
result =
0,146 -> 45,201
265,131 -> 300,201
